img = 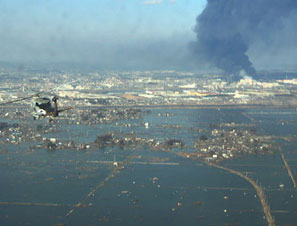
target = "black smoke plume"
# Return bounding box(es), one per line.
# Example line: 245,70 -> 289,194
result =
191,0 -> 297,80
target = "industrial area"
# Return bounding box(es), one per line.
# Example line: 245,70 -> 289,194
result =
1,69 -> 297,109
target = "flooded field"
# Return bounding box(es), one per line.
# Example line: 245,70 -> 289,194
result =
1,108 -> 297,225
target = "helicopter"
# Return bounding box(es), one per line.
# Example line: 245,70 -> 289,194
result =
32,95 -> 72,120
0,92 -> 72,120
0,79 -> 82,120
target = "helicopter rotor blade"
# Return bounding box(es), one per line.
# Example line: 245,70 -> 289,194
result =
35,78 -> 82,98
57,106 -> 72,113
0,92 -> 42,106
0,78 -> 82,107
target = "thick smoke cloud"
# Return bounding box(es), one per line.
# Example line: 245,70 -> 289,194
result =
191,0 -> 297,79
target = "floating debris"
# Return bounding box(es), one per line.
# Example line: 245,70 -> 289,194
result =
193,201 -> 202,206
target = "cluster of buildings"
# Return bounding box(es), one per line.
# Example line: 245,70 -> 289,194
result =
1,69 -> 297,108
194,127 -> 273,162
0,68 -> 292,161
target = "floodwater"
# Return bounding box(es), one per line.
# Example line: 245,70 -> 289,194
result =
1,108 -> 297,226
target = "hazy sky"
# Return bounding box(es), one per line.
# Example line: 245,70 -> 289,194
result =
0,0 -> 206,69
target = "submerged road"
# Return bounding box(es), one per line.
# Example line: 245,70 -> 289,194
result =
208,162 -> 275,226
174,149 -> 276,226
65,152 -> 138,217
280,150 -> 297,190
